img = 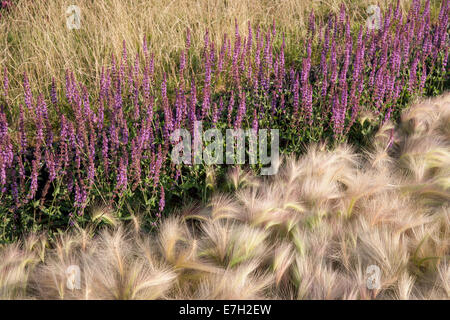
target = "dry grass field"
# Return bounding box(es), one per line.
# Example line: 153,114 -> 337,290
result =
0,0 -> 425,103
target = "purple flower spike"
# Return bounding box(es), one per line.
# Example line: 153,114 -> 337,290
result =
23,73 -> 33,111
186,28 -> 191,50
309,10 -> 316,37
158,185 -> 165,216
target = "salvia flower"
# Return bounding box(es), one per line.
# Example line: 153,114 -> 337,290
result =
23,73 -> 33,110
158,185 -> 165,216
186,28 -> 191,50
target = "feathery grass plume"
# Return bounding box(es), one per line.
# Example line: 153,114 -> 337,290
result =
198,219 -> 234,265
90,205 -> 119,227
0,242 -> 39,299
157,216 -> 219,275
226,166 -> 259,191
392,93 -> 450,206
226,224 -> 269,268
271,242 -> 295,286
190,260 -> 275,300
82,227 -> 177,300
28,227 -> 93,299
206,195 -> 242,221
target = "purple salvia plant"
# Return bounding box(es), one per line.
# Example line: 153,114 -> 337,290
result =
0,109 -> 13,187
180,49 -> 186,76
234,90 -> 246,129
409,54 -> 420,92
331,90 -> 345,138
23,73 -> 33,111
50,77 -> 58,108
301,39 -> 312,124
320,21 -> 330,97
201,45 -> 212,119
116,153 -> 128,197
18,104 -> 27,155
330,34 -> 338,88
338,4 -> 346,31
419,60 -> 428,92
293,73 -> 300,120
28,105 -> 44,199
252,108 -> 258,133
339,19 -> 352,85
203,29 -> 210,59
218,34 -> 226,74
87,132 -> 96,187
374,66 -> 386,111
217,96 -> 225,116
227,90 -> 235,127
186,28 -> 191,50
210,42 -> 216,71
102,130 -> 109,176
247,21 -> 253,54
161,73 -> 173,142
158,185 -> 165,217
443,46 -> 449,72
212,102 -> 219,126
152,144 -> 163,187
131,138 -> 142,190
58,115 -> 70,175
189,78 -> 197,133
309,10 -> 316,37
175,89 -> 183,129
